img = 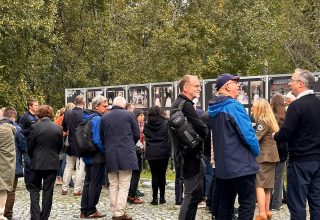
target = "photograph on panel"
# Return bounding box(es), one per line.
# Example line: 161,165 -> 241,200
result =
86,89 -> 104,109
66,89 -> 85,104
237,81 -> 249,104
250,80 -> 264,102
152,85 -> 173,108
128,87 -> 148,109
270,77 -> 290,97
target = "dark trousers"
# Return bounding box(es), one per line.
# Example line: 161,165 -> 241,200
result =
179,160 -> 205,220
80,163 -> 105,215
149,158 -> 169,199
23,152 -> 31,190
175,165 -> 184,204
204,156 -> 214,203
270,161 -> 286,209
29,170 -> 57,220
287,161 -> 320,220
4,176 -> 18,219
216,174 -> 256,220
128,152 -> 142,197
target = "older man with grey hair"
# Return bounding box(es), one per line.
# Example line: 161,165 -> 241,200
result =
79,95 -> 108,218
274,68 -> 320,220
100,96 -> 140,220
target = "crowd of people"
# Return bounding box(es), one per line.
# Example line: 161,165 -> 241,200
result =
0,68 -> 319,220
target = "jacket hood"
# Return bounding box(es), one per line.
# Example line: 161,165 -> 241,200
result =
146,116 -> 166,131
83,109 -> 100,120
208,96 -> 238,117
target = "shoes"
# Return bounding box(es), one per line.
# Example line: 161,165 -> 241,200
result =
74,191 -> 82,196
175,201 -> 182,205
61,190 -> 68,195
159,198 -> 166,204
150,198 -> 158,205
87,211 -> 106,218
80,213 -> 87,218
127,197 -> 144,204
55,176 -> 63,185
136,189 -> 144,197
112,214 -> 132,220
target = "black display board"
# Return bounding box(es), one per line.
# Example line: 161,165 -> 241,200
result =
268,76 -> 291,99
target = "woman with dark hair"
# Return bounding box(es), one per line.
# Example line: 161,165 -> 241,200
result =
28,105 -> 63,220
128,109 -> 145,204
270,94 -> 288,210
143,106 -> 171,205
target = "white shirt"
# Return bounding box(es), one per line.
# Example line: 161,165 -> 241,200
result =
296,89 -> 314,100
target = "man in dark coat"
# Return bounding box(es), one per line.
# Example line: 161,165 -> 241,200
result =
170,75 -> 208,220
18,98 -> 38,190
273,69 -> 320,219
61,95 -> 85,195
27,105 -> 63,220
100,96 -> 140,220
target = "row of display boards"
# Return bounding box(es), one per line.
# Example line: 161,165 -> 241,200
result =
65,73 -> 320,115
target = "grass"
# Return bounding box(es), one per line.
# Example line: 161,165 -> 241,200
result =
140,159 -> 176,182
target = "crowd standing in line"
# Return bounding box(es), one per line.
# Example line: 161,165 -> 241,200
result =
0,68 -> 319,220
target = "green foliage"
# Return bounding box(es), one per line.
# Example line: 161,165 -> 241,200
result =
1,0 -> 319,112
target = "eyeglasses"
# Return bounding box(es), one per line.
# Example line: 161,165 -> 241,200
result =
100,105 -> 108,108
289,78 -> 301,83
188,84 -> 201,88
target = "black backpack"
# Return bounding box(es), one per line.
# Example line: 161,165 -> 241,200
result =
169,100 -> 202,151
75,114 -> 98,157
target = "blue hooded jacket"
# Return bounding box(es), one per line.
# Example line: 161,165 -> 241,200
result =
81,110 -> 105,165
208,96 -> 260,179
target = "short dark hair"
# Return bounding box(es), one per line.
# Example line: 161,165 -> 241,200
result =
27,98 -> 38,109
36,105 -> 54,119
3,107 -> 17,119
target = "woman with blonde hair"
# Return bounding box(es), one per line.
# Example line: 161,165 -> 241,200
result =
253,98 -> 280,220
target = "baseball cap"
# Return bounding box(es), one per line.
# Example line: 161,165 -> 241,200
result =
215,74 -> 240,91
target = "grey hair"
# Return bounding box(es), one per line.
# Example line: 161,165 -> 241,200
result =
295,68 -> 315,89
92,95 -> 107,110
113,96 -> 127,108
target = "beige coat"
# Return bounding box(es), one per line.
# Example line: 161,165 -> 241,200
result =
255,120 -> 280,163
0,123 -> 16,191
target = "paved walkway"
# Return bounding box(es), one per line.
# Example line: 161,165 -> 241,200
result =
12,179 -> 295,220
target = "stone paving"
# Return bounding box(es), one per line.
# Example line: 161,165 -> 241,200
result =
12,178 -> 297,220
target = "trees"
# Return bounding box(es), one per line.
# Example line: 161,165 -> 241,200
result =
0,0 -> 319,112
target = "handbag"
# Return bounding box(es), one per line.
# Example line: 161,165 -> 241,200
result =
61,135 -> 70,154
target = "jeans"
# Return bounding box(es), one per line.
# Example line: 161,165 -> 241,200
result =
204,156 -> 214,199
149,158 -> 169,199
287,161 -> 320,220
179,159 -> 205,220
216,174 -> 256,220
23,152 -> 31,190
270,161 -> 286,209
80,163 -> 105,215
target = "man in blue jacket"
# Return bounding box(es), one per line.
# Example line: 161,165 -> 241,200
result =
79,95 -> 108,219
208,74 -> 260,220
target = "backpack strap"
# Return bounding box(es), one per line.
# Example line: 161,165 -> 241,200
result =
177,100 -> 187,111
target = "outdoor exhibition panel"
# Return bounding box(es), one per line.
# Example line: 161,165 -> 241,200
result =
65,72 -> 320,112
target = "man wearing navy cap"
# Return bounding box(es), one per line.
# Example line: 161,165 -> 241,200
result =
208,74 -> 260,220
